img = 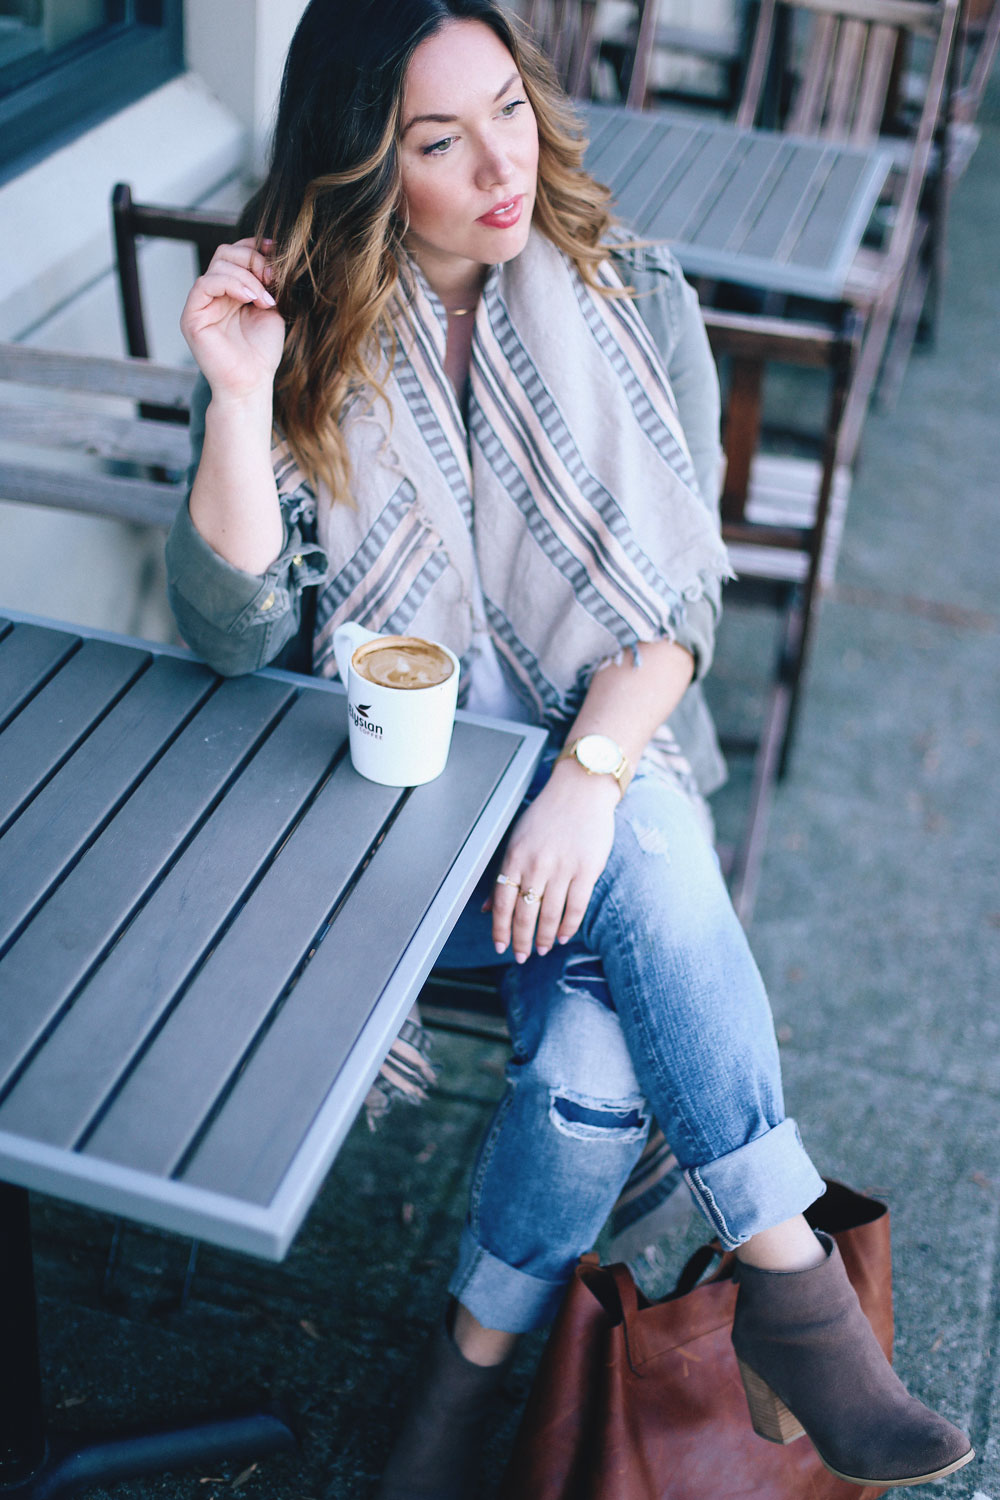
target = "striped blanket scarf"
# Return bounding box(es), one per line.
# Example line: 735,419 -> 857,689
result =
273,228 -> 731,754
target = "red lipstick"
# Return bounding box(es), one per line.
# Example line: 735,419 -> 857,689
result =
477,195 -> 523,229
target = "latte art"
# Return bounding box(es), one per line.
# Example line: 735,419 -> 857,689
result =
353,636 -> 454,690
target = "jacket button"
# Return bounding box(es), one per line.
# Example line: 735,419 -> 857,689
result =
260,592 -> 275,611
292,554 -> 303,566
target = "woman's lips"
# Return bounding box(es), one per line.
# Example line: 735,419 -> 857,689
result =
477,195 -> 524,229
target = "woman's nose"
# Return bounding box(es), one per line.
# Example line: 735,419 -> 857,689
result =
475,142 -> 514,190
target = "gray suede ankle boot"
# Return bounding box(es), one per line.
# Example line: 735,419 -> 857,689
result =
731,1232 -> 974,1487
375,1320 -> 516,1500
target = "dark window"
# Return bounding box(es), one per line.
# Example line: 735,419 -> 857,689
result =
0,1 -> 183,180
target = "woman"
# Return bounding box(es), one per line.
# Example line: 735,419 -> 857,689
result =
166,2 -> 973,1496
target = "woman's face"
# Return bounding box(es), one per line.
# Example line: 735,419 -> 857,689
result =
398,19 -> 539,294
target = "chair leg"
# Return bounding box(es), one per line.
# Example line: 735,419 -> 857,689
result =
837,290 -> 896,469
727,679 -> 793,927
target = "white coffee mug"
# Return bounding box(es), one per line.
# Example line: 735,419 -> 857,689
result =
333,623 -> 460,787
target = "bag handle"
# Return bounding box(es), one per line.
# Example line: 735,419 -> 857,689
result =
606,1260 -> 641,1320
672,1242 -> 735,1297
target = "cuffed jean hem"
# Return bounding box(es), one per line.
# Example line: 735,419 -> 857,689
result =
684,1116 -> 825,1250
447,1225 -> 568,1334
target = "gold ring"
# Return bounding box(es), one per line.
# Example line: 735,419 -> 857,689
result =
521,887 -> 542,905
495,873 -> 520,889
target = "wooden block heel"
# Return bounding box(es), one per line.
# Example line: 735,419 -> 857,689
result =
736,1359 -> 805,1445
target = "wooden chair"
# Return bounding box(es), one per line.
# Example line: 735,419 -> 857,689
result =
734,0 -> 960,467
521,0 -> 659,104
702,305 -> 861,921
0,342 -> 195,530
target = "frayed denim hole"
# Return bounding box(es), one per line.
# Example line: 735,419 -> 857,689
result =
557,953 -> 613,1009
624,813 -> 671,858
549,1089 -> 649,1142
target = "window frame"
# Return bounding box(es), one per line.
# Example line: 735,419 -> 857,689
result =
0,1 -> 184,181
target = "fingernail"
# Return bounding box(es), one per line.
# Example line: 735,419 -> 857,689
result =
494,941 -> 507,955
261,290 -> 277,307
536,945 -> 550,957
515,952 -> 527,965
558,935 -> 569,945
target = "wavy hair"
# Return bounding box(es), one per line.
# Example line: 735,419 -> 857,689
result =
243,0 -> 617,502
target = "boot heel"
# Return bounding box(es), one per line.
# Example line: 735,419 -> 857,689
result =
737,1359 -> 805,1445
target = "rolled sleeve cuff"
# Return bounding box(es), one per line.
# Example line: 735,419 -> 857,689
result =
165,499 -> 328,675
672,588 -> 720,682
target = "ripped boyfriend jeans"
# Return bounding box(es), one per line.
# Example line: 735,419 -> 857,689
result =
435,761 -> 825,1334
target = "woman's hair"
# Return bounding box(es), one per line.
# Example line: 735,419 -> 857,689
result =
242,0 -> 615,502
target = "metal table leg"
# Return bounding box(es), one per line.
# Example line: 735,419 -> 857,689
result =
0,1183 -> 296,1499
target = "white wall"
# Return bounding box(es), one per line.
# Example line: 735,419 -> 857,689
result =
184,0 -> 308,172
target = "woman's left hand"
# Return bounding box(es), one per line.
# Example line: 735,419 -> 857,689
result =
488,766 -> 620,961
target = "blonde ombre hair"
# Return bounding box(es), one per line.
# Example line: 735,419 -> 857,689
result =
242,0 -> 618,504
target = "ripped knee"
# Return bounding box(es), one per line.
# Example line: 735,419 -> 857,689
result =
549,1086 -> 649,1144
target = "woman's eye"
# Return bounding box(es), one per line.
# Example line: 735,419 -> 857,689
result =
422,136 -> 454,156
501,98 -> 526,117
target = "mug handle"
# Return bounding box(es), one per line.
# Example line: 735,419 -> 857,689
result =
333,622 -> 380,684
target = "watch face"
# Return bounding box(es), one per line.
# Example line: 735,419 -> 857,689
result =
577,733 -> 622,774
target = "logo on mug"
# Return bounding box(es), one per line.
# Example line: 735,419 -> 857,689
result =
349,703 -> 383,736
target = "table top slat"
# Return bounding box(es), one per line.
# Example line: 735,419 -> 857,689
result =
80,758 -> 407,1176
0,639 -> 149,835
0,689 -> 347,1148
732,142 -> 831,262
0,622 -> 79,731
787,149 -> 882,270
0,673 -> 294,1093
582,108 -> 648,181
604,119 -> 702,230
690,135 -> 790,254
641,130 -> 747,244
182,721 -> 521,1203
0,654 -> 215,956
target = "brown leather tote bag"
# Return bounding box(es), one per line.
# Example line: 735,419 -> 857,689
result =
498,1181 -> 892,1500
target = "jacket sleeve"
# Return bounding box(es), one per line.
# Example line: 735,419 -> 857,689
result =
164,375 -> 328,677
611,241 -> 724,680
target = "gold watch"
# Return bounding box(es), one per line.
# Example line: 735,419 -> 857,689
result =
555,733 -> 632,798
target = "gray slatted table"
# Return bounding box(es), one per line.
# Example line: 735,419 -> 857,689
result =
582,103 -> 892,301
0,609 -> 546,1495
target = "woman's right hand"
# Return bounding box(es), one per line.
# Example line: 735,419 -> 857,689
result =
180,238 -> 286,401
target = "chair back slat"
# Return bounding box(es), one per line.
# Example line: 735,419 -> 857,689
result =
0,341 -> 194,530
623,0 -> 659,106
852,22 -> 899,139
522,0 -> 601,94
0,464 -> 181,529
826,19 -> 869,135
789,12 -> 840,130
0,344 -> 196,408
